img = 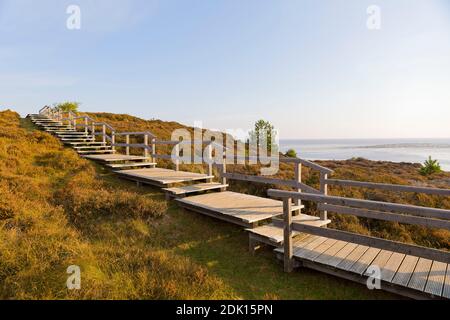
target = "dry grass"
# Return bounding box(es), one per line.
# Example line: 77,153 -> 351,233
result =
0,110 -> 230,299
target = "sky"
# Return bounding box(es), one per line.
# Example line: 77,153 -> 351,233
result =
0,0 -> 449,139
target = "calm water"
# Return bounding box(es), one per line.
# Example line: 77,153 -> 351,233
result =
280,138 -> 450,171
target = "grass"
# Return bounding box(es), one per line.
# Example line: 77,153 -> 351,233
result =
0,109 -> 398,299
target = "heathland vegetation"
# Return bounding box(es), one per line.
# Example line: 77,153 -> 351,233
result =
1,109 -> 448,299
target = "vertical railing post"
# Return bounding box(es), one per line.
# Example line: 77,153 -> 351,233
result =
102,125 -> 106,144
283,197 -> 293,273
320,172 -> 328,221
207,143 -> 213,182
294,162 -> 302,216
111,131 -> 116,152
151,138 -> 156,163
175,143 -> 180,171
144,134 -> 149,158
126,135 -> 130,155
221,157 -> 227,185
73,118 -> 77,131
84,117 -> 88,134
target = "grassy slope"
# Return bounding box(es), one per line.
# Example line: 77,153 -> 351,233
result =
0,109 -> 396,299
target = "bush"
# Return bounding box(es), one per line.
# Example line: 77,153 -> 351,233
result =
284,149 -> 297,158
419,156 -> 442,176
54,101 -> 80,112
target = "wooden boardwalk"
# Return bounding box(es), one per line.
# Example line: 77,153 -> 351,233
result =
275,234 -> 450,299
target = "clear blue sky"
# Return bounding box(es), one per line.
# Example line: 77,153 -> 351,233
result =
1,0 -> 449,139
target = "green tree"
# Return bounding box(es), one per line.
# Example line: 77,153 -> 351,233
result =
285,149 -> 297,158
248,119 -> 278,153
54,101 -> 80,113
419,156 -> 442,176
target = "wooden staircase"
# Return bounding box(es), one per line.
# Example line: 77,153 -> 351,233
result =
28,114 -> 114,155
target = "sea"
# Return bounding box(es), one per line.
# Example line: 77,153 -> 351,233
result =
279,138 -> 450,172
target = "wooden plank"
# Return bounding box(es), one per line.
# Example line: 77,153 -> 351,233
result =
363,250 -> 393,276
348,247 -> 381,275
380,252 -> 405,283
107,162 -> 157,169
336,245 -> 369,271
267,190 -> 450,220
408,258 -> 433,292
117,168 -> 214,185
247,224 -> 298,244
392,255 -> 419,287
318,204 -> 450,231
164,183 -> 228,196
290,223 -> 450,264
326,179 -> 450,196
294,236 -> 327,258
222,172 -> 320,194
301,238 -> 338,261
424,261 -> 447,296
315,241 -> 352,266
177,192 -> 298,224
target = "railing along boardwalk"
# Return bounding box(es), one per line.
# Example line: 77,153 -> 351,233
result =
268,184 -> 450,299
33,106 -> 450,299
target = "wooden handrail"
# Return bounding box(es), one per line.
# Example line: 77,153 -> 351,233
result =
267,190 -> 450,220
268,190 -> 450,271
326,179 -> 450,196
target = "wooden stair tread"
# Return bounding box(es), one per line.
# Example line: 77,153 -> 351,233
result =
77,150 -> 116,154
247,215 -> 331,245
163,183 -> 228,195
107,162 -> 157,169
73,146 -> 112,149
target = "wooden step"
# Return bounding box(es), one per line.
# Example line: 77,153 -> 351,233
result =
106,162 -> 157,169
58,134 -> 91,138
82,155 -> 153,162
68,142 -> 107,146
62,139 -> 95,143
34,121 -> 62,125
163,182 -> 228,198
73,146 -> 112,150
247,215 -> 331,251
77,150 -> 116,154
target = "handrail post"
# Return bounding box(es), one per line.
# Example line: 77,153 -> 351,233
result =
207,143 -> 213,182
320,172 -> 328,221
144,134 -> 149,158
84,117 -> 88,134
126,135 -> 130,155
221,157 -> 227,185
112,131 -> 116,152
92,123 -> 95,138
294,163 -> 302,216
73,118 -> 77,131
151,138 -> 156,163
175,143 -> 180,171
102,125 -> 106,144
283,197 -> 294,272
